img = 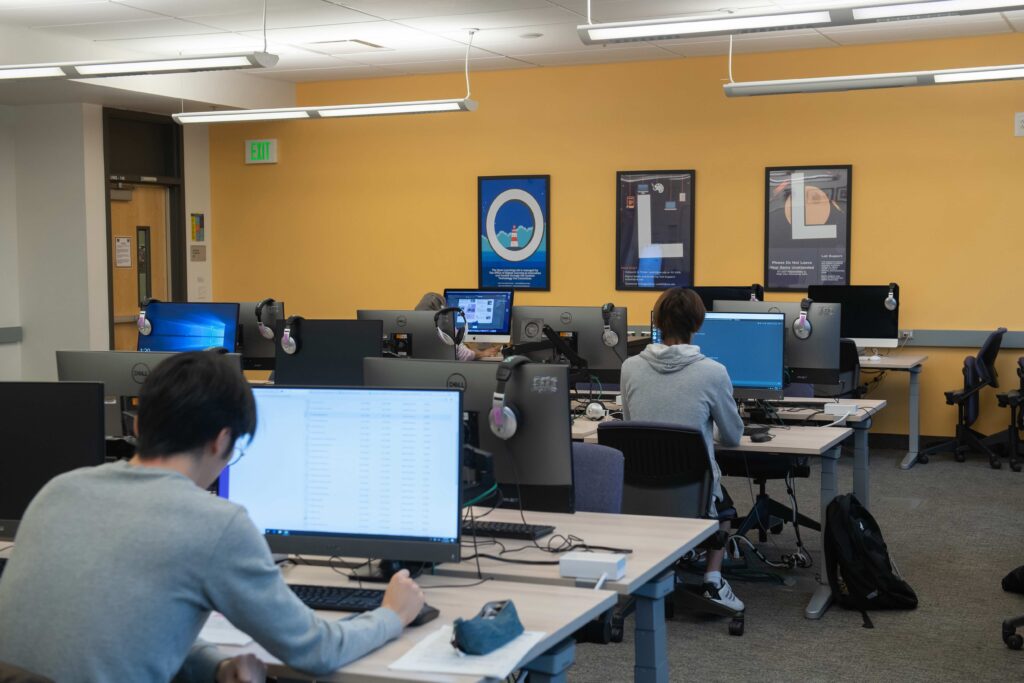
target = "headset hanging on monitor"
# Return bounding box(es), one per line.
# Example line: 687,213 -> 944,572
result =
793,298 -> 813,340
280,315 -> 303,355
255,298 -> 278,340
435,307 -> 467,346
489,355 -> 530,440
884,283 -> 898,312
137,297 -> 160,336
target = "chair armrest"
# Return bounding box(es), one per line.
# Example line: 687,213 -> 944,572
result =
945,381 -> 989,405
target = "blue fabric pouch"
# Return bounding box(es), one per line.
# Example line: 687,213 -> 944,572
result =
451,600 -> 525,655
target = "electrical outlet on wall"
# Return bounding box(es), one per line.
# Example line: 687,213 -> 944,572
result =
1016,113 -> 1024,137
900,329 -> 914,340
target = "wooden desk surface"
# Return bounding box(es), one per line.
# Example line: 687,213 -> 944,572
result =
859,353 -> 929,370
227,565 -> 616,683
434,509 -> 717,595
574,418 -> 851,455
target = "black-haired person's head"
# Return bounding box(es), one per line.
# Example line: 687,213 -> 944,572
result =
136,350 -> 256,463
653,287 -> 706,345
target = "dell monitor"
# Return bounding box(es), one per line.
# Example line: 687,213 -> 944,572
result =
691,312 -> 785,400
273,319 -> 383,386
218,385 -> 462,564
137,301 -> 240,353
713,300 -> 842,386
690,285 -> 763,312
807,284 -> 899,349
239,300 -> 285,370
442,289 -> 514,344
364,357 -> 574,514
510,306 -> 628,384
356,310 -> 456,361
0,381 -> 106,540
56,350 -> 243,436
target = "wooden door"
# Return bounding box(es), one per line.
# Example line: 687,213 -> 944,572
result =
110,185 -> 169,350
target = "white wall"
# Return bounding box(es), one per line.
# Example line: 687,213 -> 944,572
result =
0,106 -> 22,378
184,124 -> 213,302
14,103 -> 109,380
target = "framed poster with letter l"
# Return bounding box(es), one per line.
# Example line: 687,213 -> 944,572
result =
478,175 -> 550,291
615,170 -> 695,290
764,165 -> 852,291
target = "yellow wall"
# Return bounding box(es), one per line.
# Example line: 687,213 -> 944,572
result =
210,32 -> 1024,438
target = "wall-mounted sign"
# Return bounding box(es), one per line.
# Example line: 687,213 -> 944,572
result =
245,139 -> 277,164
115,236 -> 132,268
190,213 -> 205,242
478,175 -> 550,291
616,170 -> 695,290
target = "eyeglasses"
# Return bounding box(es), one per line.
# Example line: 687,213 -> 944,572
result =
227,436 -> 251,468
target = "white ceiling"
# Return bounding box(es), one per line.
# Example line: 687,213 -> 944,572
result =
0,1 -> 1020,83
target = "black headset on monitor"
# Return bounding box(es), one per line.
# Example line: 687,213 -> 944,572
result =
280,315 -> 303,355
601,303 -> 619,348
434,307 -> 467,346
489,355 -> 530,440
255,298 -> 278,340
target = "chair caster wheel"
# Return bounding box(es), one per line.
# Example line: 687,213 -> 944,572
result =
954,450 -> 967,463
1011,463 -> 1022,473
1006,634 -> 1023,650
917,454 -> 929,464
990,458 -> 1002,470
729,617 -> 744,636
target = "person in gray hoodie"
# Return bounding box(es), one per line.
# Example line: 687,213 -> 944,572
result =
620,287 -> 745,612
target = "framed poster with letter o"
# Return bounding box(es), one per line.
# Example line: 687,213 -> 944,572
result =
764,165 -> 852,291
615,170 -> 695,290
478,175 -> 550,291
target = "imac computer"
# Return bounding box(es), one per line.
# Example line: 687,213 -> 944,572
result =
0,381 -> 106,540
239,300 -> 285,371
273,319 -> 383,387
364,357 -> 574,513
442,289 -> 514,344
713,300 -> 842,386
356,310 -> 456,361
510,306 -> 628,384
807,284 -> 900,349
56,350 -> 243,436
690,285 -> 763,312
137,302 -> 240,353
218,386 -> 462,564
690,312 -> 785,400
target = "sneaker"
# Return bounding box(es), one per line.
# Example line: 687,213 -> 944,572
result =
702,578 -> 745,612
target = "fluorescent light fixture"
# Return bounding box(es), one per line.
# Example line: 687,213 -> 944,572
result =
724,63 -> 1024,96
0,52 -> 277,81
578,10 -> 832,44
172,98 -> 477,125
852,1 -> 1024,21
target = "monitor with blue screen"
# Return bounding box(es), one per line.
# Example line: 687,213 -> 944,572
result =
218,385 -> 462,563
655,311 -> 786,400
137,302 -> 240,352
442,289 -> 514,343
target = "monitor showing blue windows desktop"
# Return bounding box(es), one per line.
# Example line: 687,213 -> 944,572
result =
443,289 -> 514,343
137,302 -> 240,352
691,312 -> 786,400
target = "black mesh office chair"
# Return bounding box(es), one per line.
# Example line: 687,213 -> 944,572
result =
994,357 -> 1024,473
598,421 -> 744,636
919,327 -> 1007,469
835,338 -> 865,399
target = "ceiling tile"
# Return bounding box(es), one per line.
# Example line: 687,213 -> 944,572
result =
549,0 -> 769,23
112,0 -> 260,16
256,63 -> 405,82
170,0 -> 376,32
443,22 -> 590,55
819,14 -> 1011,44
249,21 -> 459,51
396,6 -> 580,33
514,44 -> 678,66
335,1 -> 552,21
43,17 -> 218,40
379,55 -> 526,75
661,29 -> 834,57
0,0 -> 159,26
321,45 -> 488,63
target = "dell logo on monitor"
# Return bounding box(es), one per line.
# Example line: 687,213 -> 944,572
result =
446,373 -> 467,390
131,363 -> 151,384
396,315 -> 407,327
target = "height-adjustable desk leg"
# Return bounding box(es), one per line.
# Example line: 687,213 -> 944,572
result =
900,365 -> 923,469
633,569 -> 674,683
807,445 -> 841,619
521,637 -> 576,683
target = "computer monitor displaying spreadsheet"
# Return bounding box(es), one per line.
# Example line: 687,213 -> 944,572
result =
218,386 -> 462,563
692,312 -> 786,400
0,381 -> 106,540
442,289 -> 514,343
137,302 -> 240,353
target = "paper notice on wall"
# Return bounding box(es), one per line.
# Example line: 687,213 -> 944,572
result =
115,237 -> 132,268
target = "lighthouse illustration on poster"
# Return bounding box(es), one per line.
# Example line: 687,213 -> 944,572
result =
478,175 -> 550,291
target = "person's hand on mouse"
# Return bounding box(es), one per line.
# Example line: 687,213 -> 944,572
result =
382,568 -> 425,626
215,654 -> 266,683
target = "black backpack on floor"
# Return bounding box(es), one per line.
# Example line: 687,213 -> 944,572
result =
824,493 -> 918,628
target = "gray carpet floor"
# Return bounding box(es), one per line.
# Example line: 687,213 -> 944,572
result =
569,447 -> 1024,682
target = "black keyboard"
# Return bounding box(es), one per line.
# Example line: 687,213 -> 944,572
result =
463,520 -> 555,540
289,583 -> 386,612
743,424 -> 769,437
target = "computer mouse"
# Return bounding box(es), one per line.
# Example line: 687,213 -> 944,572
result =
409,603 -> 440,627
750,432 -> 773,443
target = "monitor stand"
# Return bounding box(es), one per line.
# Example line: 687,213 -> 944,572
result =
350,559 -> 432,583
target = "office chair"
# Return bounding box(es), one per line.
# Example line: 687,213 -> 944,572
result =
919,327 -> 1007,469
994,357 -> 1024,473
0,662 -> 54,683
570,443 -> 624,514
597,421 -> 744,636
835,338 -> 866,398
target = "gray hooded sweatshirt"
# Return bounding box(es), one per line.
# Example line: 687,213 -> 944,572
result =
620,343 -> 745,515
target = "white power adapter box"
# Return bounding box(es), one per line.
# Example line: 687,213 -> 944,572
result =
824,403 -> 857,417
559,552 -> 627,582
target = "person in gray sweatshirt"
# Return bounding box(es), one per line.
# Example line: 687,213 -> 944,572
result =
620,287 -> 746,612
0,351 -> 425,683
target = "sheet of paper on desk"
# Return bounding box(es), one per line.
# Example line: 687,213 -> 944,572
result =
389,624 -> 545,680
199,613 -> 253,646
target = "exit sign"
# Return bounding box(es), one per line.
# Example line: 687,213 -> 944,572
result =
245,139 -> 277,164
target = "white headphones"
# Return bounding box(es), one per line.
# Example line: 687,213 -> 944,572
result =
585,400 -> 609,421
280,315 -> 302,355
137,298 -> 158,336
489,355 -> 530,440
793,298 -> 813,340
601,303 -> 619,348
255,298 -> 277,340
884,283 -> 898,312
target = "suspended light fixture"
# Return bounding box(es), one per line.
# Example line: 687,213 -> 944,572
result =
0,52 -> 278,80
